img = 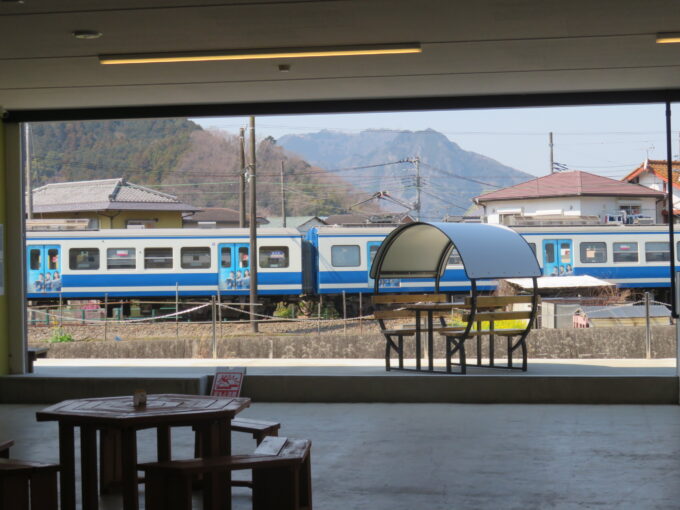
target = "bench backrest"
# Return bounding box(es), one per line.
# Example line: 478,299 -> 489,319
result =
462,295 -> 539,322
372,294 -> 449,320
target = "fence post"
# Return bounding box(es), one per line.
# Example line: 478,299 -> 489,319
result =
211,296 -> 217,359
317,297 -> 322,339
59,293 -> 63,328
217,288 -> 222,339
175,283 -> 179,340
359,292 -> 363,334
104,293 -> 108,342
342,290 -> 347,336
644,291 -> 651,359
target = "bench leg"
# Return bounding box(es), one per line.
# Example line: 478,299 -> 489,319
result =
30,469 -> 59,510
145,470 -> 192,510
398,336 -> 404,369
253,465 -> 301,510
0,472 -> 30,510
299,453 -> 313,509
384,336 -> 391,371
507,337 -> 513,368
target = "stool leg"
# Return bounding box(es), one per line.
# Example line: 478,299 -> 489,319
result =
30,469 -> 59,510
300,454 -> 313,510
253,466 -> 299,510
0,472 -> 30,510
100,427 -> 123,494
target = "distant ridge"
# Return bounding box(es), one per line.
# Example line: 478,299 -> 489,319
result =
279,129 -> 533,219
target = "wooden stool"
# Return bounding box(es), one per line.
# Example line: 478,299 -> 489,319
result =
0,439 -> 14,459
0,458 -> 59,510
140,436 -> 312,510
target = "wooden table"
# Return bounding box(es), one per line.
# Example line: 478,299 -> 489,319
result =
405,302 -> 465,371
36,394 -> 250,510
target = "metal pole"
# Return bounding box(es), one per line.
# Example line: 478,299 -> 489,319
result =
239,127 -> 246,228
317,296 -> 322,339
549,132 -> 554,174
359,292 -> 363,334
104,293 -> 108,342
281,160 -> 286,227
415,157 -> 421,221
175,283 -> 179,340
217,288 -> 222,339
342,290 -> 347,336
645,291 -> 652,359
666,102 -> 678,318
249,116 -> 259,333
211,296 -> 217,359
24,123 -> 33,219
59,293 -> 63,328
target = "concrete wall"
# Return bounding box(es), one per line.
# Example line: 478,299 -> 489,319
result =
33,324 -> 677,359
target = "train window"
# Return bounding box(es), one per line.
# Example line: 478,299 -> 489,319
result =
331,245 -> 360,267
369,245 -> 379,266
238,247 -> 249,268
579,242 -> 606,263
47,249 -> 59,270
144,248 -> 173,269
29,249 -> 41,270
613,242 -> 638,263
181,247 -> 211,269
69,248 -> 100,270
447,247 -> 462,265
645,242 -> 670,262
545,244 -> 555,264
259,247 -> 289,268
221,247 -> 232,268
107,248 -> 136,269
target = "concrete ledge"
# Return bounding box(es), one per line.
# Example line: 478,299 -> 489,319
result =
243,375 -> 679,404
0,375 -> 209,403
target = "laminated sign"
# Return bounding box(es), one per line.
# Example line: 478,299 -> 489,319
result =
211,367 -> 246,397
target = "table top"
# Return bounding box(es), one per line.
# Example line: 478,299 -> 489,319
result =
36,394 -> 251,427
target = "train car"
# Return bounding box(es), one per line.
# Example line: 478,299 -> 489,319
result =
304,226 -> 496,295
516,224 -> 677,288
26,228 -> 304,299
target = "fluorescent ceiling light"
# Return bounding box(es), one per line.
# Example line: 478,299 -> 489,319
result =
656,32 -> 680,43
99,43 -> 421,65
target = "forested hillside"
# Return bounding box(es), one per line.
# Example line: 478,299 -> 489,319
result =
29,119 -> 365,216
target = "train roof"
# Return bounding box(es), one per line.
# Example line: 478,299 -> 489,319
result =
26,227 -> 302,239
312,226 -> 396,236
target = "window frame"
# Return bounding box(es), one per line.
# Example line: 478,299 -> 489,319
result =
144,247 -> 174,269
180,247 -> 211,270
579,242 -> 607,264
612,242 -> 639,263
331,244 -> 361,268
106,247 -> 137,270
259,246 -> 290,269
645,241 -> 670,263
69,248 -> 101,271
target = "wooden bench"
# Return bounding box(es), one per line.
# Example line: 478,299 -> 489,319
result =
440,295 -> 539,373
0,439 -> 14,459
0,458 -> 59,510
372,293 -> 450,371
140,436 -> 312,510
26,347 -> 49,373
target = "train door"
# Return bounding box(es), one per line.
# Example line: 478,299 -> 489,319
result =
26,245 -> 61,293
542,239 -> 573,276
218,243 -> 250,290
367,241 -> 380,289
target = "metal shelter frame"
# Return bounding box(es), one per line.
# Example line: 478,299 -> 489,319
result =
370,222 -> 543,373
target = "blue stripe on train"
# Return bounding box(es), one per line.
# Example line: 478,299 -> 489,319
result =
62,272 -> 302,286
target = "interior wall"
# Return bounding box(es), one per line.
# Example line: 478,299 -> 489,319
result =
2,122 -> 26,374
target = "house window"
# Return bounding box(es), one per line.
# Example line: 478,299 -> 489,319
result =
180,247 -> 211,269
331,245 -> 360,267
107,248 -> 136,269
613,242 -> 638,263
579,242 -> 606,264
144,248 -> 173,269
645,242 -> 670,262
126,219 -> 157,229
69,248 -> 100,270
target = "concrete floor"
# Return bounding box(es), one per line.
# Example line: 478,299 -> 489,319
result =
2,402 -> 680,509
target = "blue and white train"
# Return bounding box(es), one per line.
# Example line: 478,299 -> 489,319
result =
25,224 -> 679,303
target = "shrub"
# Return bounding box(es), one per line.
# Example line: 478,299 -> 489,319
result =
48,328 -> 74,343
273,302 -> 294,319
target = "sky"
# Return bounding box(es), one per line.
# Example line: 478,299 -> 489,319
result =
193,103 -> 680,179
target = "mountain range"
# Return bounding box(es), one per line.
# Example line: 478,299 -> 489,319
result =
278,129 -> 533,219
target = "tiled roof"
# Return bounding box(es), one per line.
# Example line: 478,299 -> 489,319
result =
33,178 -> 199,213
475,170 -> 665,203
266,216 -> 325,228
622,159 -> 680,186
183,207 -> 268,224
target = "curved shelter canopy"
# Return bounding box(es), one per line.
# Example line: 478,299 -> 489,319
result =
370,222 -> 541,282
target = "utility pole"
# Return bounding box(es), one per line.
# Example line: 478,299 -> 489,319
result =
248,116 -> 259,333
549,132 -> 554,174
238,127 -> 246,228
24,123 -> 33,219
280,161 -> 286,227
414,156 -> 421,221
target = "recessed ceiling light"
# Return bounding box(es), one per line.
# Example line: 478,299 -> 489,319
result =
99,42 -> 421,65
73,30 -> 103,40
656,32 -> 680,44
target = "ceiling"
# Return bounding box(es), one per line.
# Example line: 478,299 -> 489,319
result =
3,0 -> 680,116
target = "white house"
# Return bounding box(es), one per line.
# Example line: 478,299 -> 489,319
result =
622,159 -> 680,222
474,170 -> 665,225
